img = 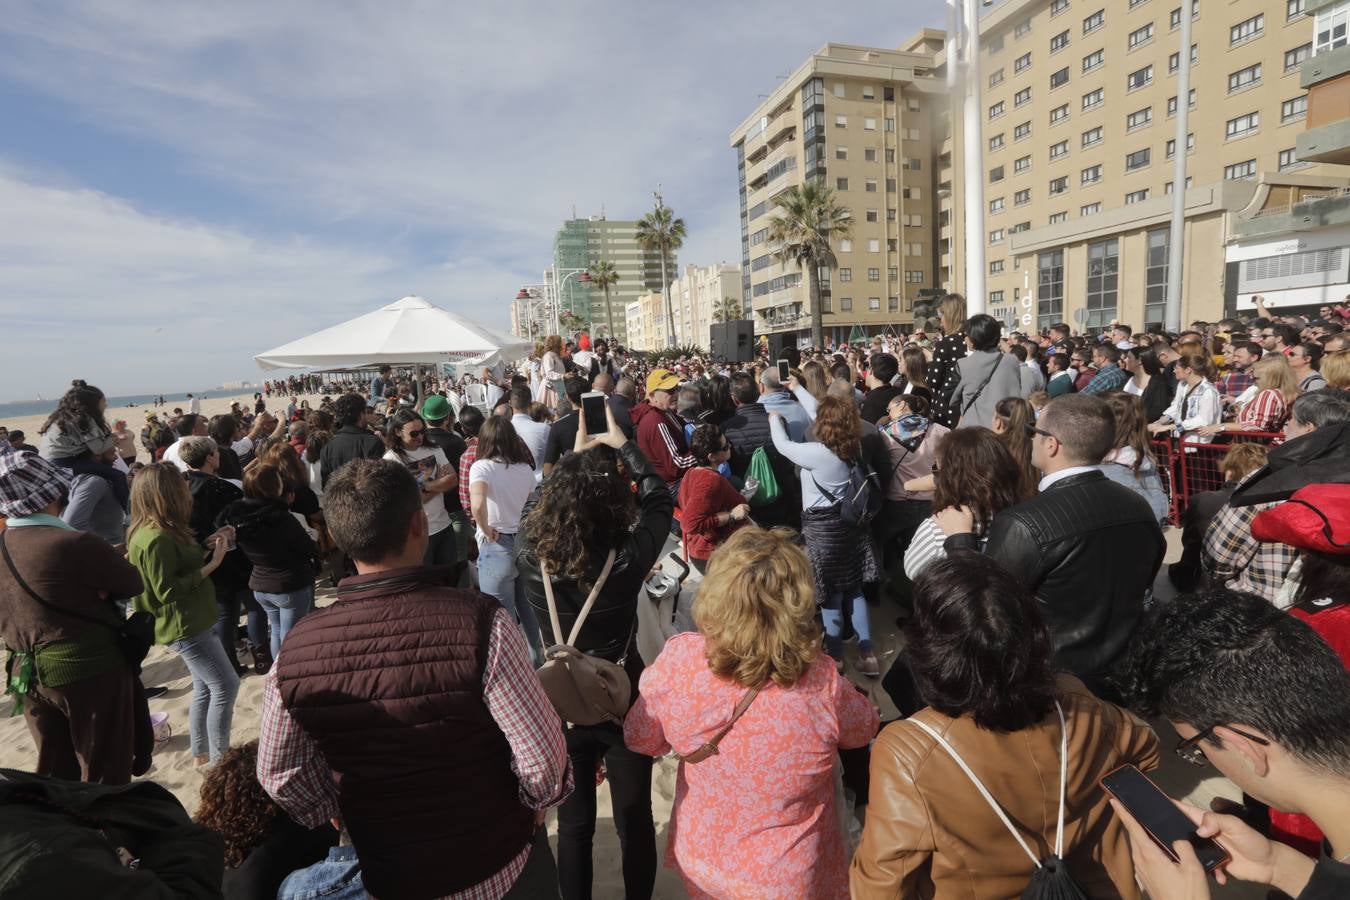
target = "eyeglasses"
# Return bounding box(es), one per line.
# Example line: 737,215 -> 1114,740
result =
407,428 -> 426,437
1033,427 -> 1058,440
1070,358 -> 1085,364
1175,724 -> 1270,767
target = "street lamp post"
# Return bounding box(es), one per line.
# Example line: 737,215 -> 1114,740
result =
948,0 -> 987,314
551,267 -> 592,335
1164,0 -> 1194,332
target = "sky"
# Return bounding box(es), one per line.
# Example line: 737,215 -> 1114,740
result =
0,0 -> 946,401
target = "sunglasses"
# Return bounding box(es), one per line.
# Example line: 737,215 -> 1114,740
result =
1175,724 -> 1269,767
407,428 -> 426,437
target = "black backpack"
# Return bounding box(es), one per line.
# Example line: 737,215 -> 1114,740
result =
811,458 -> 883,528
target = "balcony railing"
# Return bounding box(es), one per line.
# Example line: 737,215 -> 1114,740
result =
1250,185 -> 1350,219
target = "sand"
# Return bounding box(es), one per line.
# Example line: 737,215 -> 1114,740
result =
0,397 -> 1266,898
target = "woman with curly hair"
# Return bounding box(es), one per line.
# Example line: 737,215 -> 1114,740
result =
625,527 -> 878,899
769,395 -> 880,675
678,424 -> 750,573
990,397 -> 1039,503
37,380 -> 129,510
515,403 -> 671,900
195,740 -> 337,899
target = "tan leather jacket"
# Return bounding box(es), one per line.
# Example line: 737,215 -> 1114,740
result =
850,676 -> 1160,899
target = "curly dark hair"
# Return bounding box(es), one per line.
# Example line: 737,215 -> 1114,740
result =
690,423 -> 728,467
931,427 -> 1023,531
38,379 -> 107,437
521,449 -> 638,588
194,741 -> 280,867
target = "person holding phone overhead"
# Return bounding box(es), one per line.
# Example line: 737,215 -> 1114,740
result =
382,409 -> 458,569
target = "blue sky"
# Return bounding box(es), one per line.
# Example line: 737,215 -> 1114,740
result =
0,0 -> 945,401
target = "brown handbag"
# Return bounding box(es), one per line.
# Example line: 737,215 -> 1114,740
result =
679,687 -> 760,764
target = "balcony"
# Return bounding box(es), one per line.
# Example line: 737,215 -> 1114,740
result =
1297,1 -> 1350,165
1233,185 -> 1350,239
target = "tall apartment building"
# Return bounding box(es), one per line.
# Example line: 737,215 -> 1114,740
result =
552,215 -> 669,343
624,291 -> 665,353
668,263 -> 744,348
729,34 -> 951,348
964,0 -> 1350,331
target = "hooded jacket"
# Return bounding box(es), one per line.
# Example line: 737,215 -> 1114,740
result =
632,401 -> 695,485
1228,423 -> 1350,507
217,499 -> 317,594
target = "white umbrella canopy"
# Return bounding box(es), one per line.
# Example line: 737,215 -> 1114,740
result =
254,295 -> 531,372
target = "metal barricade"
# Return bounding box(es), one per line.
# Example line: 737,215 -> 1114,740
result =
1153,432 -> 1283,525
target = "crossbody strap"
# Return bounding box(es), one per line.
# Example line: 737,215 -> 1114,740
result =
908,700 -> 1068,867
541,550 -> 617,647
681,687 -> 760,764
0,531 -> 120,633
960,358 -> 1001,415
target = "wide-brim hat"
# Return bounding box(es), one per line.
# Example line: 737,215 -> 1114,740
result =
0,452 -> 74,519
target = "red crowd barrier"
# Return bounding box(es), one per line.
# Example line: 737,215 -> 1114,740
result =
1149,432 -> 1283,525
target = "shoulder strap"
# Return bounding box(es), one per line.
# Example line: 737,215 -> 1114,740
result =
908,700 -> 1068,867
0,531 -> 120,632
961,356 -> 1002,415
680,687 -> 760,764
540,549 -> 617,647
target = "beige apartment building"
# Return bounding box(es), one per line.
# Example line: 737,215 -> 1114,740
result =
965,0 -> 1350,331
667,263 -> 743,349
625,291 -> 664,353
729,35 -> 951,348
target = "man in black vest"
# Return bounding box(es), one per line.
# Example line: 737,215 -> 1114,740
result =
257,459 -> 571,899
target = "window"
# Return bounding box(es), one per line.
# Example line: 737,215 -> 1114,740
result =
1128,65 -> 1153,90
1279,147 -> 1309,171
836,177 -> 849,190
1015,120 -> 1032,141
1170,1 -> 1199,28
1230,14 -> 1264,47
1228,63 -> 1262,93
1285,43 -> 1311,73
834,83 -> 846,98
1081,163 -> 1103,184
1051,30 -> 1071,52
840,297 -> 853,312
991,290 -> 1006,305
885,148 -> 895,163
1012,220 -> 1032,233
906,270 -> 926,283
1015,86 -> 1033,106
867,267 -> 880,282
1053,0 -> 1070,14
864,117 -> 877,131
868,297 -> 881,311
862,85 -> 875,99
840,239 -> 853,252
1015,188 -> 1032,205
1082,125 -> 1103,147
1129,0 -> 1149,8
1037,250 -> 1065,330
1226,111 -> 1260,139
838,267 -> 852,282
1146,228 -> 1169,325
989,101 -> 1006,119
990,260 -> 1006,275
1050,103 -> 1070,125
1224,159 -> 1257,180
1288,0 -> 1304,20
990,68 -> 1006,88
1049,211 -> 1069,224
903,186 -> 923,199
1084,239 -> 1119,328
1083,9 -> 1105,33
1166,89 -> 1197,114
1050,67 -> 1070,88
1083,49 -> 1104,72
885,86 -> 895,100
1081,201 -> 1102,215
1126,188 -> 1150,203
835,114 -> 848,127
886,118 -> 897,133
886,177 -> 898,191
989,133 -> 1006,152
1165,133 -> 1195,157
888,296 -> 900,312
990,228 -> 1006,244
865,178 -> 878,192
990,197 -> 1006,213
1126,147 -> 1151,170
1126,107 -> 1153,130
886,208 -> 897,221
1129,23 -> 1154,48
888,266 -> 898,281
864,147 -> 877,161
1016,19 -> 1033,38
1049,175 -> 1069,195
1164,176 -> 1193,193
1015,52 -> 1033,73
868,239 -> 881,252
1014,154 -> 1032,173
1049,140 -> 1069,161
835,146 -> 848,160
1168,44 -> 1198,73
1281,95 -> 1307,122
865,209 -> 878,223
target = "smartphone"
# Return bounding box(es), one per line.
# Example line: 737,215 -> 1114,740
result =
777,359 -> 790,382
581,391 -> 608,435
1100,765 -> 1230,873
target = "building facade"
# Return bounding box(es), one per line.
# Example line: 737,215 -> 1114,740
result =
666,263 -> 744,348
964,0 -> 1350,331
552,216 -> 669,344
625,291 -> 667,353
729,35 -> 951,348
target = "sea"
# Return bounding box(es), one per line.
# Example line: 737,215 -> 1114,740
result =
0,389 -> 254,422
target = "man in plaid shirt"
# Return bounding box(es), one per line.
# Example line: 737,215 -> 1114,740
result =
258,458 -> 572,899
1080,344 -> 1130,395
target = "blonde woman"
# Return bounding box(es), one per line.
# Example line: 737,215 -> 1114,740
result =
800,359 -> 830,402
1321,349 -> 1350,390
625,527 -> 878,899
127,463 -> 239,766
927,294 -> 968,428
1200,353 -> 1299,435
541,335 -> 566,411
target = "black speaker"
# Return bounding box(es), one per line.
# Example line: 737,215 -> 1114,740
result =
765,331 -> 792,363
711,320 -> 755,363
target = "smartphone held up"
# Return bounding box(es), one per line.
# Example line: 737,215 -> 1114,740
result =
1100,764 -> 1230,874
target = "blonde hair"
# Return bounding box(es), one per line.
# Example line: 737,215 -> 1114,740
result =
1252,353 -> 1299,405
938,294 -> 968,334
544,335 -> 563,355
128,462 -> 197,547
1220,442 -> 1269,482
694,527 -> 821,689
1321,350 -> 1350,389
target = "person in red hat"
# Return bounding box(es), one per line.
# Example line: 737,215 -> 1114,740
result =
1252,482 -> 1350,857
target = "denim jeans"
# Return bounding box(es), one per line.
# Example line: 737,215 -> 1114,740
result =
254,584 -> 315,660
278,845 -> 365,900
822,590 -> 871,657
168,628 -> 240,762
476,532 -> 543,661
213,586 -> 267,667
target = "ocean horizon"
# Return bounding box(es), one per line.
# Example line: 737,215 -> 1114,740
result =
0,388 -> 257,421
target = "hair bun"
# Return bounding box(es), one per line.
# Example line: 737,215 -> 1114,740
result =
71,379 -> 87,387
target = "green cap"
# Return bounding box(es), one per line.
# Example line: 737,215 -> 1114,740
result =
421,394 -> 451,421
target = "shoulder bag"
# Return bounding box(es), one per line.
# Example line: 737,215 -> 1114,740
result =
679,687 -> 759,764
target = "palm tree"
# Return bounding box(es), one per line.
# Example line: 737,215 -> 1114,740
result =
587,260 -> 620,341
711,295 -> 744,323
636,199 -> 686,347
766,181 -> 852,349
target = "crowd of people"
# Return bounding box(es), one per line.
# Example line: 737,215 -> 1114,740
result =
0,294 -> 1347,899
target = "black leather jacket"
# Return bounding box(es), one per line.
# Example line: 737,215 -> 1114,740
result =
515,442 -> 673,669
945,469 -> 1165,696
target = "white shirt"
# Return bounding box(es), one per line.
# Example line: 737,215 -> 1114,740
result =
162,439 -> 188,471
384,447 -> 451,534
511,414 -> 550,482
468,459 -> 536,536
1038,464 -> 1100,492
188,396 -> 201,415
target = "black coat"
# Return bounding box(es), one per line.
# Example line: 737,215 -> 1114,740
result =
217,499 -> 318,594
721,402 -> 800,529
319,425 -> 385,487
946,470 -> 1165,697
